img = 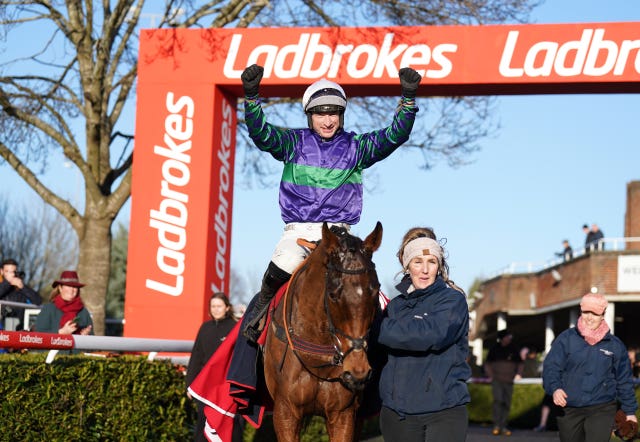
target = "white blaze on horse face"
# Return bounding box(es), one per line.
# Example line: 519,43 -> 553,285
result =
408,255 -> 439,290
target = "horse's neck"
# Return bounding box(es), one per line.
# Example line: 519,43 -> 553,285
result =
290,261 -> 327,328
292,270 -> 325,311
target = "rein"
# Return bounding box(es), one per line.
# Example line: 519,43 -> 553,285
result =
277,239 -> 375,384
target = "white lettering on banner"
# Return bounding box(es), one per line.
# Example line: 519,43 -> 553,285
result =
146,92 -> 195,297
0,333 -> 8,342
210,97 -> 233,295
20,334 -> 43,344
500,29 -> 640,78
223,33 -> 457,80
51,337 -> 74,347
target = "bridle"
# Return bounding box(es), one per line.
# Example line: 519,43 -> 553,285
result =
323,260 -> 376,366
277,250 -> 377,386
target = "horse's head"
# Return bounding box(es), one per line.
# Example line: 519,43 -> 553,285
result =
320,221 -> 382,391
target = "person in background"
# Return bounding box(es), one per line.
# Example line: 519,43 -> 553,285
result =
521,346 -> 541,378
186,292 -> 241,442
555,240 -> 573,262
34,270 -> 93,335
590,224 -> 605,251
583,224 -> 595,253
533,393 -> 557,432
0,258 -> 42,330
543,293 -> 637,442
583,223 -> 605,253
376,227 -> 471,442
629,347 -> 640,379
238,63 -> 422,342
485,329 -> 523,436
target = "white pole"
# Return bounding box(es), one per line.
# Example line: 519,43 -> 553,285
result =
73,335 -> 193,352
544,314 -> 554,355
605,302 -> 615,335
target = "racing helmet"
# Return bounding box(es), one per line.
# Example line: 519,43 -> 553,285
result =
302,79 -> 347,129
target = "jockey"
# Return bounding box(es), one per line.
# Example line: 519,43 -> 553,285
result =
240,64 -> 422,342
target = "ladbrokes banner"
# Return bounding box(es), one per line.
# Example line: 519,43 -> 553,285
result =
126,23 -> 640,340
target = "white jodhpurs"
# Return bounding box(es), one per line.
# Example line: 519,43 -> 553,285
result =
270,222 -> 351,274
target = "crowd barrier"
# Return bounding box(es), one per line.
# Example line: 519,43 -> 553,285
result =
0,329 -> 193,364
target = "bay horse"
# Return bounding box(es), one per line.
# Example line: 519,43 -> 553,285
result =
263,221 -> 383,442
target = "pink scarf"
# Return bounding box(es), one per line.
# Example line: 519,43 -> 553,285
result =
577,316 -> 610,345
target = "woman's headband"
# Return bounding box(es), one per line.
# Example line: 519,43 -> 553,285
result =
402,237 -> 443,269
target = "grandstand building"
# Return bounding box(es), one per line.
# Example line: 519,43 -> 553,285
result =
470,180 -> 640,363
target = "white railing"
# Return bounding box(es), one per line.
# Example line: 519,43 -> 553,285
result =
486,237 -> 640,280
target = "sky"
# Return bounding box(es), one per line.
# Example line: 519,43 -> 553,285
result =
1,1 -> 640,304
229,1 -> 640,299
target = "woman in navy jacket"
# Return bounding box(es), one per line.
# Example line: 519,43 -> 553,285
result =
543,293 -> 638,442
376,227 -> 471,442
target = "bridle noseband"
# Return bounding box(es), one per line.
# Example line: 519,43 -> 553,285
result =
324,260 -> 375,366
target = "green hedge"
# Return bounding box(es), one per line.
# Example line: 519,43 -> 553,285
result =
0,353 -> 196,441
468,382 -> 547,426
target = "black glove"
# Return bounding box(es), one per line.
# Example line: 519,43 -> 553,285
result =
398,67 -> 422,99
241,64 -> 264,98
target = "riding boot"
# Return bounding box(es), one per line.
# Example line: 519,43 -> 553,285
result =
243,262 -> 291,343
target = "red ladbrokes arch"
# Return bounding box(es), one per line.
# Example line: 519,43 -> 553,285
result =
125,23 -> 640,340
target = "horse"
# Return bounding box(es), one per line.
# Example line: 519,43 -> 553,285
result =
262,221 -> 383,442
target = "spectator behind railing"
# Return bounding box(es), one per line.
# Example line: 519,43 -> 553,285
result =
34,271 -> 93,336
590,223 -> 605,251
554,240 -> 573,262
487,236 -> 640,281
583,223 -> 605,253
0,258 -> 42,331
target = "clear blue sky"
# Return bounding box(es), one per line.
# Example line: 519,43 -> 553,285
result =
1,1 -> 639,303
230,1 -> 640,299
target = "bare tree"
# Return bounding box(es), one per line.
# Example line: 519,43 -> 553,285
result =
0,196 -> 78,295
0,0 -> 539,334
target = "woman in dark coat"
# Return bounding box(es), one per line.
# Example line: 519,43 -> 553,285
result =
35,270 -> 93,336
376,227 -> 471,442
186,292 -> 238,442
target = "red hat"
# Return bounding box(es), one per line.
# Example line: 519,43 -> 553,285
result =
52,270 -> 86,288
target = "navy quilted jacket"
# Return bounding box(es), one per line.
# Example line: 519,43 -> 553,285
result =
543,327 -> 638,414
377,276 -> 471,416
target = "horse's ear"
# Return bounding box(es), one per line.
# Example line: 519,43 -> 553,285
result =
364,221 -> 383,253
322,222 -> 340,252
